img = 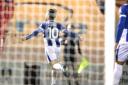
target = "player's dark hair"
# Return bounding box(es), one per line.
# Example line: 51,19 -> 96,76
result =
70,24 -> 75,30
48,9 -> 56,20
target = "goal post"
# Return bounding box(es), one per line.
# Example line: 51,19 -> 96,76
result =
105,0 -> 115,85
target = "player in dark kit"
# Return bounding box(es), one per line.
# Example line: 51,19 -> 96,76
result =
62,24 -> 82,85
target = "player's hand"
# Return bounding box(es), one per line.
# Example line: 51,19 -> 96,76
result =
64,40 -> 68,44
115,43 -> 118,49
18,37 -> 26,43
59,31 -> 65,37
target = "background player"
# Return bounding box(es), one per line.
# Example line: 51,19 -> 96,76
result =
62,24 -> 82,85
0,0 -> 14,52
21,9 -> 67,85
114,0 -> 128,85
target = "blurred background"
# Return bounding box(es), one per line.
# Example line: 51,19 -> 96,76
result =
0,0 -> 104,85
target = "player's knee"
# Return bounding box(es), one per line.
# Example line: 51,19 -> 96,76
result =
52,63 -> 63,71
116,60 -> 125,65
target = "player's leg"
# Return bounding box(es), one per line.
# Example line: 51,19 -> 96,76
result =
54,46 -> 64,72
66,56 -> 74,85
0,38 -> 4,51
63,55 -> 71,77
0,31 -> 7,52
63,53 -> 69,70
45,46 -> 63,85
114,62 -> 124,85
63,47 -> 70,67
45,46 -> 58,85
51,69 -> 57,85
114,44 -> 128,85
70,55 -> 79,85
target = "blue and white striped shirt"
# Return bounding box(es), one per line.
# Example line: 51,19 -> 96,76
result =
116,4 -> 128,44
25,20 -> 67,47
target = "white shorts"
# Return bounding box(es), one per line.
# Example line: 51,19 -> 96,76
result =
116,44 -> 128,62
45,46 -> 61,63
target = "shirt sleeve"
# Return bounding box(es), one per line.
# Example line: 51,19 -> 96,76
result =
61,24 -> 69,37
115,5 -> 127,43
25,24 -> 44,40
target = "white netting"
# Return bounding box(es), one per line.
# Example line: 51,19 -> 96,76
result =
0,0 -> 104,85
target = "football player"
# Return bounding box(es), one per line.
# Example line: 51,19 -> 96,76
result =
21,9 -> 67,85
114,0 -> 128,85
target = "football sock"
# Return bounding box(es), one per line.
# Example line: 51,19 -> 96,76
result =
114,63 -> 123,85
51,70 -> 56,85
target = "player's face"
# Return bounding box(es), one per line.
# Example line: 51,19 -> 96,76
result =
48,14 -> 56,20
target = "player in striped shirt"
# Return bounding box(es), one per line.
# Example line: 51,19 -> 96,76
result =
114,1 -> 128,85
21,9 -> 67,85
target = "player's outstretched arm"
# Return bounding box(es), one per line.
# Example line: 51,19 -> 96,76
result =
18,30 -> 39,43
22,27 -> 44,41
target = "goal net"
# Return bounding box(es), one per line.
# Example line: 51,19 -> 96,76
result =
0,0 -> 104,85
